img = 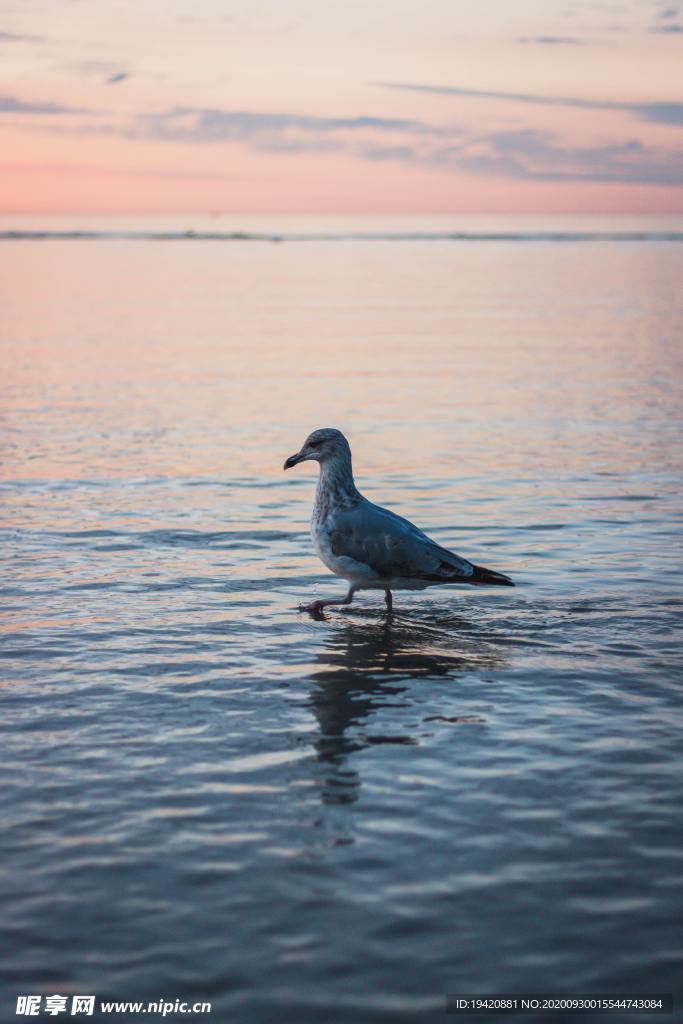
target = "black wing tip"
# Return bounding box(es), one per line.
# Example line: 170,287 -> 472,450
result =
471,565 -> 515,587
416,565 -> 515,587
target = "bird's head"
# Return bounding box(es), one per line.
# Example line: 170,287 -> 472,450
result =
283,427 -> 351,470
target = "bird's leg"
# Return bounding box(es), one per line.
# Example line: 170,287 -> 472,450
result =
384,589 -> 393,614
304,586 -> 356,616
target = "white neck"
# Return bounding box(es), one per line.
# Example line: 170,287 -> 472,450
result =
314,453 -> 361,516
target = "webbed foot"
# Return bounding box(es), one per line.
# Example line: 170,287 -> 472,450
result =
296,600 -> 327,620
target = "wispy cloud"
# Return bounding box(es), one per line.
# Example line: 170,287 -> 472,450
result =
4,92 -> 681,188
378,82 -> 683,127
648,1 -> 683,32
71,104 -> 682,188
67,60 -> 131,85
655,3 -> 680,19
126,108 -> 448,145
447,130 -> 683,186
354,131 -> 682,188
0,94 -> 88,115
516,36 -> 583,45
0,30 -> 43,42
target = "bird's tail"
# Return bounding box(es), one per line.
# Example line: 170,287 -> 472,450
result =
471,564 -> 515,587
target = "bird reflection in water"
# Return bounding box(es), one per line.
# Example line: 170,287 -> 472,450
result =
304,611 -> 507,844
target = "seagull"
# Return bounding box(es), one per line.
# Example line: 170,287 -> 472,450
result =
284,427 -> 514,614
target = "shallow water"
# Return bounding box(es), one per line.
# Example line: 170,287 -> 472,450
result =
1,226 -> 682,1021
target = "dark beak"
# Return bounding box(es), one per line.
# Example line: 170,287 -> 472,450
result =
283,452 -> 304,471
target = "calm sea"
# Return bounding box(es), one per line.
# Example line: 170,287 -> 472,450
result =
1,217 -> 682,1022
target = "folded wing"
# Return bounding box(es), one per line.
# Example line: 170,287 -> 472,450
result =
328,499 -> 477,583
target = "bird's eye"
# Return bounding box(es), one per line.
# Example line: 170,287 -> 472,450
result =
309,439 -> 322,449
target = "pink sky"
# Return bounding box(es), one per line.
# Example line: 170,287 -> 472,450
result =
1,0 -> 682,214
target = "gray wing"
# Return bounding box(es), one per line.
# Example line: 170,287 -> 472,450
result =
328,498 -> 475,583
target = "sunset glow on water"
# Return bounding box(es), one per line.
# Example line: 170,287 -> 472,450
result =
1,223 -> 682,1019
